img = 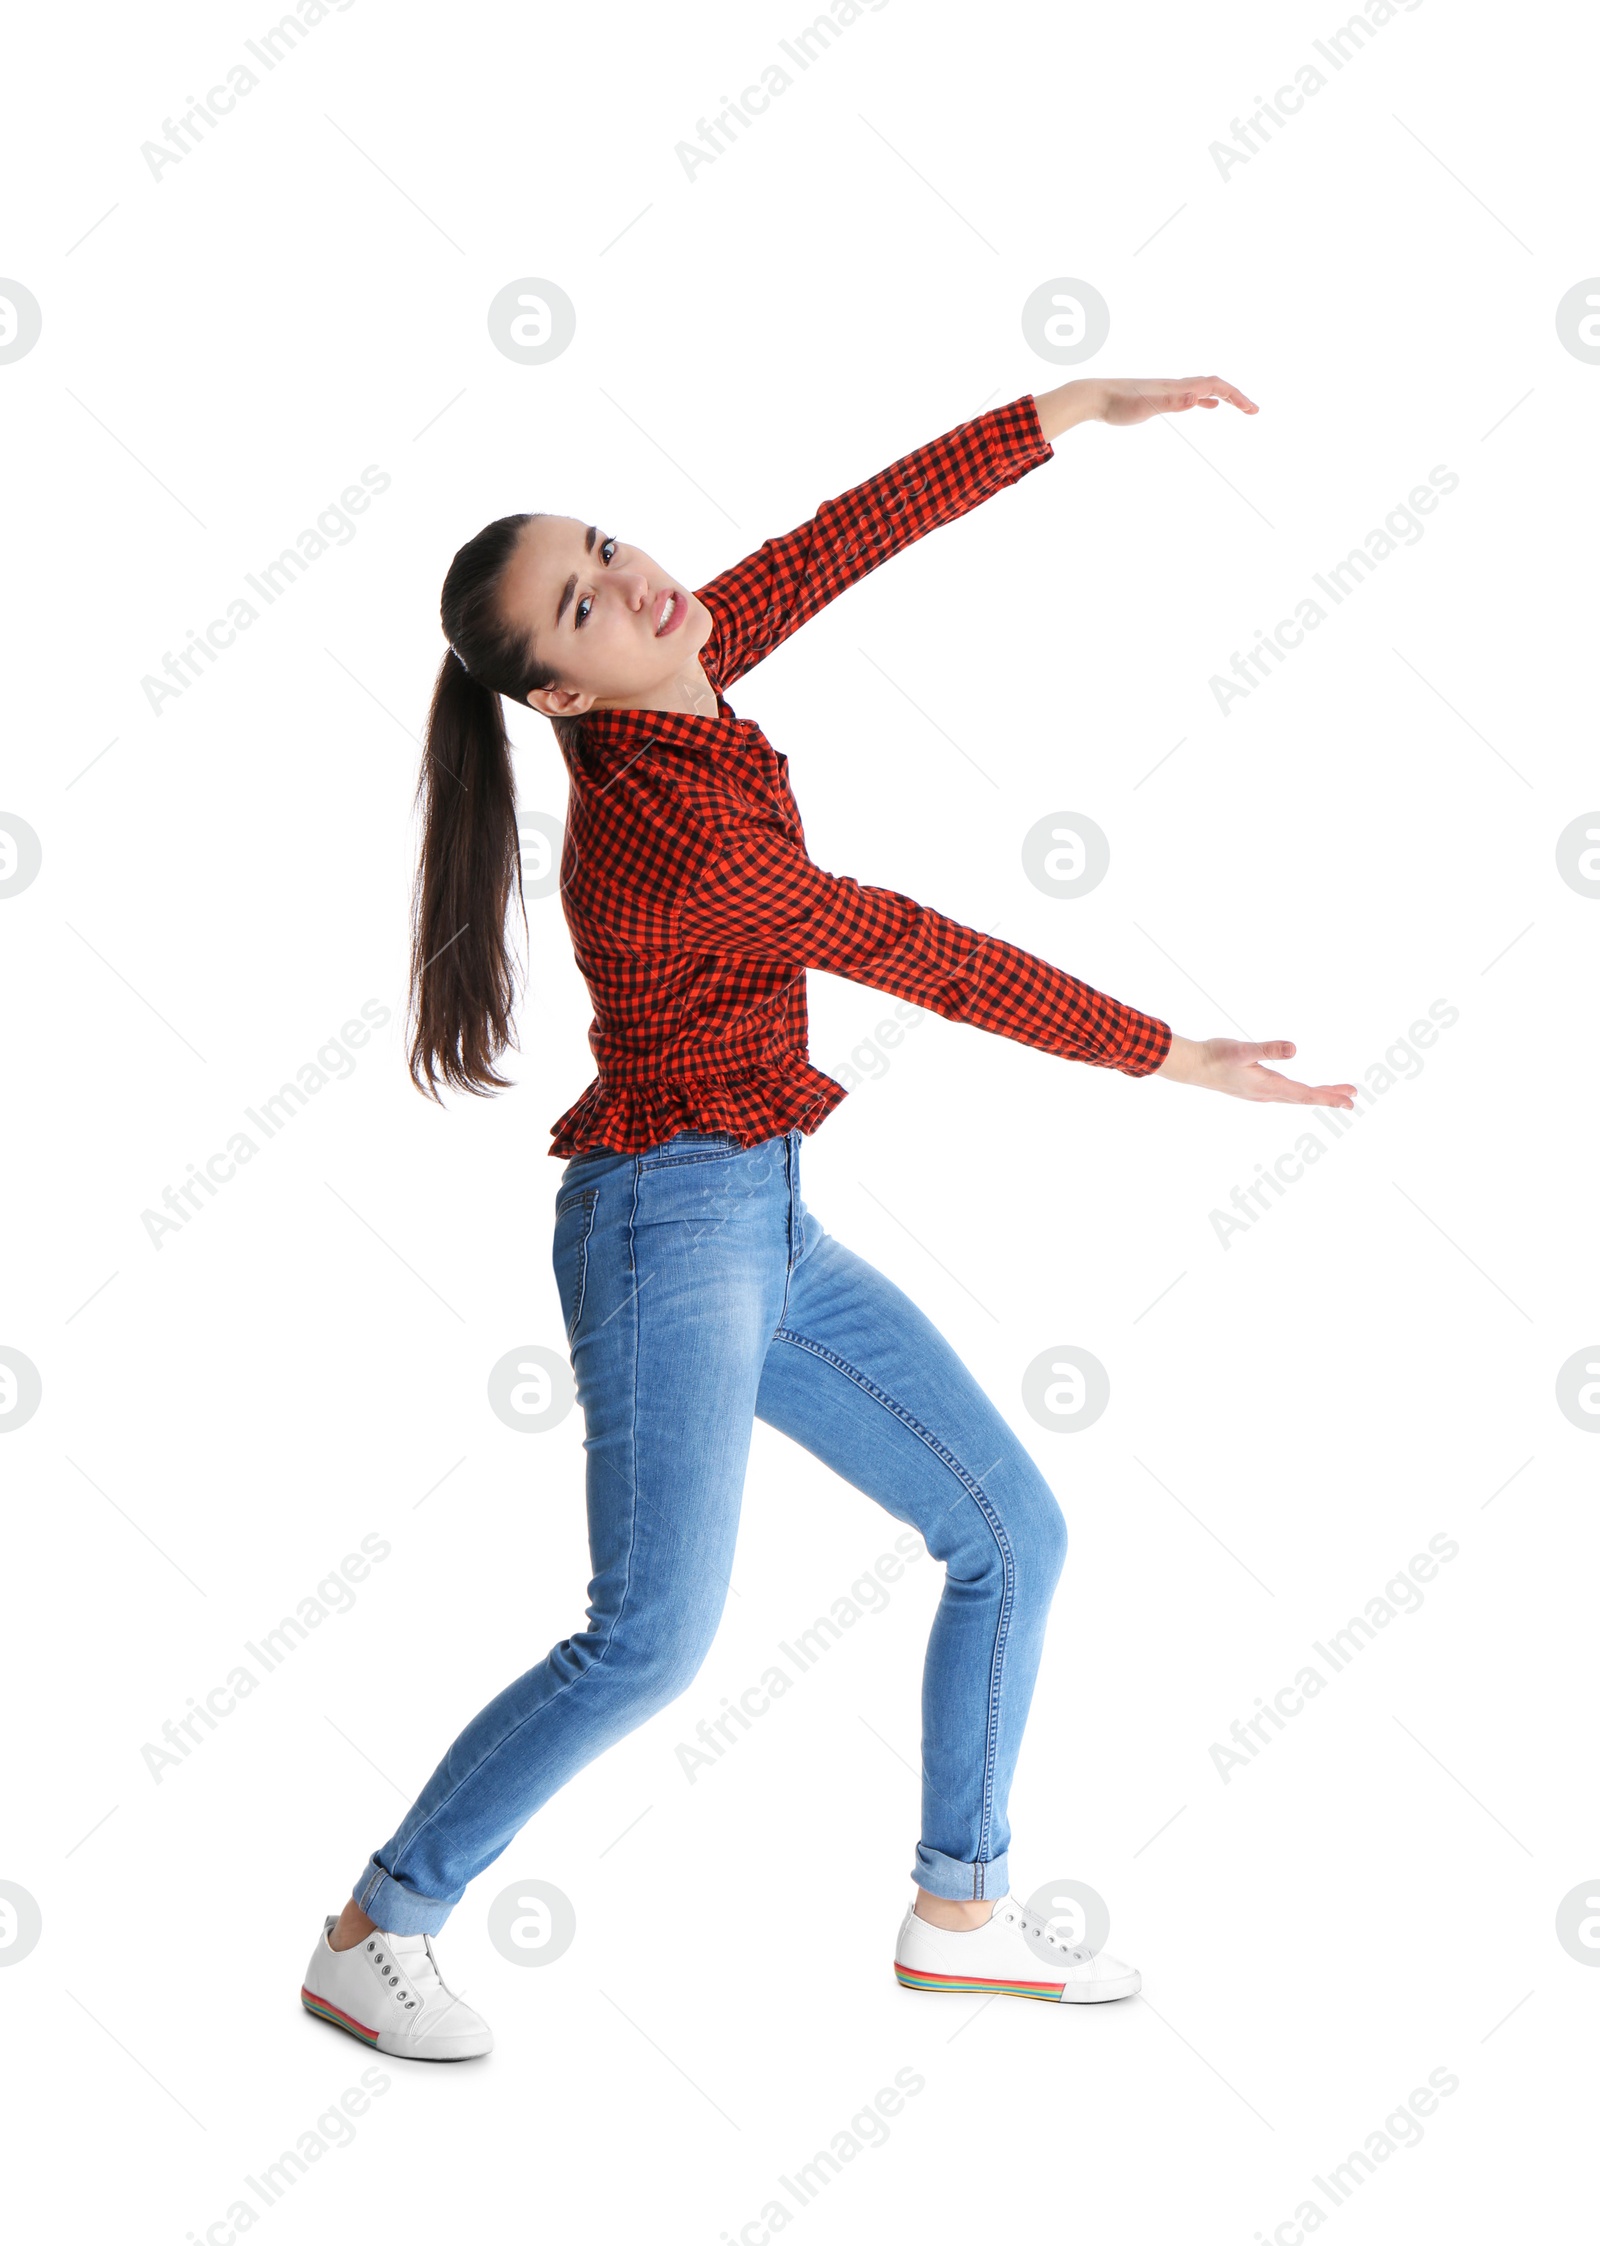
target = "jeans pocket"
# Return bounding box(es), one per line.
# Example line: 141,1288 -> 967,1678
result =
552,1188 -> 599,1341
640,1131 -> 745,1169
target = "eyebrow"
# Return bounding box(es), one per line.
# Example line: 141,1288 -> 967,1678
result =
554,524 -> 599,628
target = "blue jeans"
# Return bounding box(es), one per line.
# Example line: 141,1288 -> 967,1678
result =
353,1129 -> 1067,1933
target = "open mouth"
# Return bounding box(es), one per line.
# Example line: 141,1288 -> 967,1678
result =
653,588 -> 687,636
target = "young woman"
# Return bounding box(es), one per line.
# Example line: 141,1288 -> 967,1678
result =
301,373 -> 1355,2058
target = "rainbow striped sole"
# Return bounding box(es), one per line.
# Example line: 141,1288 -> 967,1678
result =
301,1986 -> 380,2043
894,1964 -> 1063,2001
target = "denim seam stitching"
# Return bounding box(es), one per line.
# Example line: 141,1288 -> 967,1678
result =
558,1191 -> 599,1339
769,1324 -> 1015,1875
639,1137 -> 743,1170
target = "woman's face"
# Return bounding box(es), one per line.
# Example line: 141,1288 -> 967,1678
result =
496,514 -> 714,717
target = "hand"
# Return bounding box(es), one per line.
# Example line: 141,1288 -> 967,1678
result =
1033,374 -> 1258,439
1094,375 -> 1258,426
1155,1034 -> 1356,1110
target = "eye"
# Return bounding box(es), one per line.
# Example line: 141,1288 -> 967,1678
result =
575,537 -> 618,627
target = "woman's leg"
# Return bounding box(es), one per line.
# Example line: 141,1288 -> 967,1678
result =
754,1170 -> 1067,1909
347,1133 -> 793,1935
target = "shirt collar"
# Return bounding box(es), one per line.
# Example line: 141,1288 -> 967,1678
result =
565,644 -> 752,767
570,698 -> 738,755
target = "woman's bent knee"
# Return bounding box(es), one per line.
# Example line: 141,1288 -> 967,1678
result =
560,1614 -> 718,1720
1002,1480 -> 1067,1605
933,1457 -> 1067,1594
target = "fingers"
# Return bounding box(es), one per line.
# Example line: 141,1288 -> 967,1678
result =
1188,374 -> 1259,413
1232,1053 -> 1357,1109
1209,1033 -> 1354,1107
1256,1071 -> 1358,1110
1122,375 -> 1260,420
1161,375 -> 1258,413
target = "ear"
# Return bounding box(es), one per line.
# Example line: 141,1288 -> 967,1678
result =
526,683 -> 595,718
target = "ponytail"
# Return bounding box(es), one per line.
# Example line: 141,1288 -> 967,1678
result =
408,512 -> 572,1100
408,652 -> 524,1097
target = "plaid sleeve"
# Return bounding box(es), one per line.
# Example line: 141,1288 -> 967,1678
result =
675,820 -> 1172,1077
695,394 -> 1054,689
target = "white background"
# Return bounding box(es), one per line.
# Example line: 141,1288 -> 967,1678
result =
3,0 -> 1597,2238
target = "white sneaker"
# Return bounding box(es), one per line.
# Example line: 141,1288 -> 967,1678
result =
894,1892 -> 1141,2003
301,1915 -> 494,2060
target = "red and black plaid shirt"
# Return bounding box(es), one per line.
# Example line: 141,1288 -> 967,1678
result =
547,392 -> 1172,1156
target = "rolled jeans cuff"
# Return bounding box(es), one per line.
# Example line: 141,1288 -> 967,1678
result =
352,1853 -> 455,1937
912,1842 -> 1010,1902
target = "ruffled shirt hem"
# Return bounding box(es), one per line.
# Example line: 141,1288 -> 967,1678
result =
548,1057 -> 848,1157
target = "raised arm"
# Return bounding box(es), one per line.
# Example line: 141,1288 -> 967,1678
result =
694,395 -> 1053,691
694,375 -> 1259,689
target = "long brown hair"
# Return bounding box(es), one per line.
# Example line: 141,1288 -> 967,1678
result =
408,513 -> 582,1100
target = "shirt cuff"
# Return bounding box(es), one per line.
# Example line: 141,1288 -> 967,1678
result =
992,390 -> 1054,466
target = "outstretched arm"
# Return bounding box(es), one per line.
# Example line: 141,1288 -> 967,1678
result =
696,374 -> 1259,690
695,395 -> 1053,691
675,811 -> 1352,1109
676,810 -> 1170,1075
